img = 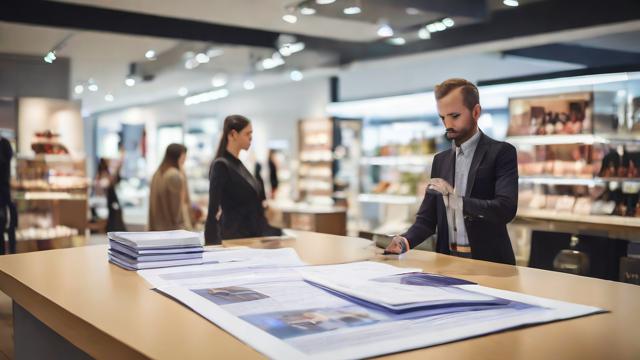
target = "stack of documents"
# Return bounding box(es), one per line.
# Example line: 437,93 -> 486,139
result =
108,230 -> 204,270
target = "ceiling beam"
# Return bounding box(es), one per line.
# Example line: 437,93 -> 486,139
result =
0,1 -> 281,48
503,44 -> 640,68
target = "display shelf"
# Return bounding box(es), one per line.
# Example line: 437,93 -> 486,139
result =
506,133 -> 640,146
14,192 -> 87,201
359,155 -> 435,166
517,208 -> 640,228
518,176 -> 640,186
358,193 -> 419,205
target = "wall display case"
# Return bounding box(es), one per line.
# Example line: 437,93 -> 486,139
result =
507,85 -> 640,240
297,118 -> 335,204
12,98 -> 88,250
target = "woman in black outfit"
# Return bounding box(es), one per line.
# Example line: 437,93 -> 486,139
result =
204,115 -> 282,245
95,157 -> 126,232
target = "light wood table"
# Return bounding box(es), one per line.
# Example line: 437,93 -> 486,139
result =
0,230 -> 638,359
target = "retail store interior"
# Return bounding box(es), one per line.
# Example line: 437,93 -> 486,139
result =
1,0 -> 640,358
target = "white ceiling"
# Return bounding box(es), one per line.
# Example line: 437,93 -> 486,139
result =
52,0 -> 382,42
1,1 -> 639,115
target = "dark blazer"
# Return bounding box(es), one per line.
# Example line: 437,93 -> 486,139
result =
204,151 -> 281,245
403,132 -> 518,265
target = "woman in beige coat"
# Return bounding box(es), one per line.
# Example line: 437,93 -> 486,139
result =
148,143 -> 193,231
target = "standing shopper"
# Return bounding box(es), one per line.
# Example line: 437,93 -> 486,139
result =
149,143 -> 193,231
204,115 -> 282,245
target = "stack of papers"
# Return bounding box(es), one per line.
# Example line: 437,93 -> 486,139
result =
301,270 -> 509,313
108,230 -> 204,270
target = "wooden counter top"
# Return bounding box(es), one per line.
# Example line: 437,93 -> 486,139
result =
0,230 -> 638,359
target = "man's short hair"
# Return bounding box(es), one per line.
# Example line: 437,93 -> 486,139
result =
434,78 -> 479,111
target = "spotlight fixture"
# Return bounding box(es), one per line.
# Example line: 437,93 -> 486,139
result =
503,0 -> 519,6
145,50 -> 156,60
316,0 -> 335,4
104,93 -> 114,102
376,20 -> 393,37
290,70 -> 303,82
279,42 -> 306,57
43,33 -> 74,64
418,28 -> 431,40
243,80 -> 255,90
43,51 -> 57,64
260,52 -> 286,70
178,87 -> 189,97
74,85 -> 84,95
195,53 -> 210,64
125,77 -> 136,87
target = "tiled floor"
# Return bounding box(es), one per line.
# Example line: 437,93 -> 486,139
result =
0,233 -> 109,359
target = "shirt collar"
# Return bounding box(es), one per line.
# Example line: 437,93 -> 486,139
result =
457,129 -> 481,156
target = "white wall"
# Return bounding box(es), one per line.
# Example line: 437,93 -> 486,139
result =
339,52 -> 583,101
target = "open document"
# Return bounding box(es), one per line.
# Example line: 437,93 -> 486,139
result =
139,250 -> 604,360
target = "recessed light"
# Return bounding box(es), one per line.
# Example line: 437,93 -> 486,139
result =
211,74 -> 228,88
88,81 -> 98,92
387,37 -> 406,46
418,28 -> 431,40
290,70 -> 303,82
503,0 -> 519,7
343,6 -> 361,15
282,14 -> 298,24
145,50 -> 156,60
442,18 -> 455,27
316,0 -> 336,4
74,85 -> 84,95
405,7 -> 420,15
243,80 -> 255,90
178,87 -> 188,97
125,77 -> 136,87
300,6 -> 316,15
104,94 -> 114,102
377,22 -> 393,37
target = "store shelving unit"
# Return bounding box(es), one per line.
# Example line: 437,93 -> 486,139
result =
297,118 -> 335,201
508,89 -> 640,241
12,154 -> 89,247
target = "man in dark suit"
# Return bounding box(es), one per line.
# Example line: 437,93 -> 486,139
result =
385,78 -> 518,265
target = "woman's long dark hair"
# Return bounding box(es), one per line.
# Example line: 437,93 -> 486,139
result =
215,115 -> 251,159
158,143 -> 187,174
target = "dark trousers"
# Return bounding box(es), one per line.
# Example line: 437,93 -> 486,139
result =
0,201 -> 17,255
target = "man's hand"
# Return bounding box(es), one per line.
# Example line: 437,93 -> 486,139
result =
384,235 -> 409,255
427,178 -> 454,196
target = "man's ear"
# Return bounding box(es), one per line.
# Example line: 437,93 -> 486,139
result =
473,104 -> 482,122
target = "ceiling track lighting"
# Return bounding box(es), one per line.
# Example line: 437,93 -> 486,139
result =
43,33 -> 74,64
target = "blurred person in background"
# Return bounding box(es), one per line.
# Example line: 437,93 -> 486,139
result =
95,154 -> 126,232
268,149 -> 279,199
149,143 -> 193,231
0,136 -> 16,254
205,115 -> 281,245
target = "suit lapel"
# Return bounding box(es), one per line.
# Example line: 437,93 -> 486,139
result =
439,147 -> 456,186
465,132 -> 489,197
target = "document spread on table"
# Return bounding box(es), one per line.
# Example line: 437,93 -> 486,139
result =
136,246 -> 604,360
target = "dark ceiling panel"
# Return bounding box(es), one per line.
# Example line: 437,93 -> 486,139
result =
503,44 -> 640,68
